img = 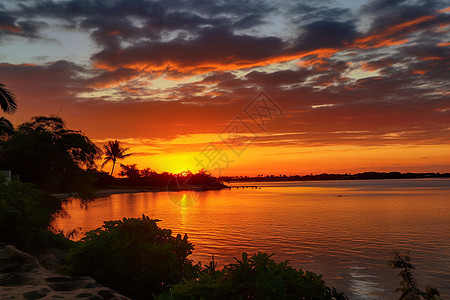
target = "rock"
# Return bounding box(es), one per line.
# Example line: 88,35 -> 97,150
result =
75,292 -> 93,298
97,289 -> 117,299
36,253 -> 61,271
23,289 -> 49,299
35,247 -> 70,271
0,244 -> 130,300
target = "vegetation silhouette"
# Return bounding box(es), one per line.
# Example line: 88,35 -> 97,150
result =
0,178 -> 71,252
0,117 -> 14,145
0,82 -> 16,151
101,140 -> 132,175
0,116 -> 101,194
64,215 -> 347,300
119,163 -> 140,181
389,251 -> 441,300
105,165 -> 226,190
0,81 -> 17,114
64,215 -> 198,300
156,252 -> 348,300
222,171 -> 450,182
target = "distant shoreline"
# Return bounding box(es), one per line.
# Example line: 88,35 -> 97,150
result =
221,172 -> 450,183
51,173 -> 450,199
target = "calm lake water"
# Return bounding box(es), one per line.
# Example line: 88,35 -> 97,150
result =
54,178 -> 450,299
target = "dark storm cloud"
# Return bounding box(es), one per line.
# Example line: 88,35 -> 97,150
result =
294,20 -> 357,50
86,67 -> 143,88
293,20 -> 358,51
9,0 -> 445,78
91,26 -> 286,73
400,43 -> 450,62
360,0 -> 449,32
18,0 -> 271,34
9,0 -> 278,72
0,10 -> 18,32
0,10 -> 44,41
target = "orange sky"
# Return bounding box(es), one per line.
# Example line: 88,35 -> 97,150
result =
1,1 -> 449,176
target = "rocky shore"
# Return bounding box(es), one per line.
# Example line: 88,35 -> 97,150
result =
0,243 -> 129,299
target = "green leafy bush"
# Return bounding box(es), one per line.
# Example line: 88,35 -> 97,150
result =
0,178 -> 67,251
157,252 -> 348,300
64,215 -> 198,299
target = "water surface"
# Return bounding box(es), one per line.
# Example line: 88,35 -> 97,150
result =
54,178 -> 450,299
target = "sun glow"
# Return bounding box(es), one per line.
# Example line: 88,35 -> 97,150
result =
120,152 -> 202,175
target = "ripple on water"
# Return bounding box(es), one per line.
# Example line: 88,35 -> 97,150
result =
54,179 -> 450,299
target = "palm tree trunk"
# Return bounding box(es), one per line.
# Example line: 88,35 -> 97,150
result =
111,159 -> 116,176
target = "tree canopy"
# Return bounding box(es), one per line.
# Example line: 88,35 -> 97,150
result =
0,117 -> 14,143
0,116 -> 101,193
101,140 -> 132,175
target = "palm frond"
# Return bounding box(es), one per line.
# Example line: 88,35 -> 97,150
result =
0,82 -> 17,113
101,140 -> 132,174
101,157 -> 112,168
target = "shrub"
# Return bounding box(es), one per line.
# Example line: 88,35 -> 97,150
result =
157,252 -> 348,300
0,178 -> 67,252
64,215 -> 198,299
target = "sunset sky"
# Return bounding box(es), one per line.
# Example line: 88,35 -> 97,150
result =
1,0 -> 449,176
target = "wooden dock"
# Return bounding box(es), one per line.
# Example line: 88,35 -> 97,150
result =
232,185 -> 259,189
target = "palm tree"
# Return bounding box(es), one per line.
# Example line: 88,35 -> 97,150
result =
119,163 -> 140,179
101,140 -> 132,176
0,82 -> 17,114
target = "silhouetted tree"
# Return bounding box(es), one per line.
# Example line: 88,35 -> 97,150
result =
119,163 -> 140,180
140,167 -> 155,177
0,116 -> 101,193
0,82 -> 17,113
101,140 -> 132,175
0,117 -> 14,142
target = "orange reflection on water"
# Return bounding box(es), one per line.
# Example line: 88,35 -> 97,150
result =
54,179 -> 450,299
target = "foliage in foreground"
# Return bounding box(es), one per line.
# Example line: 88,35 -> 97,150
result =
65,213 -> 348,300
389,251 -> 441,300
0,178 -> 70,252
156,252 -> 348,300
64,215 -> 198,300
